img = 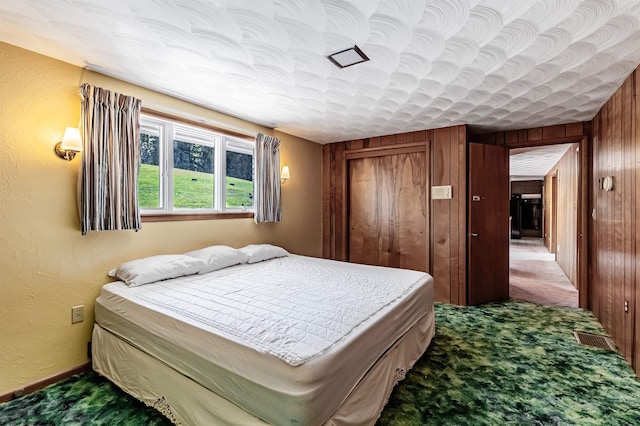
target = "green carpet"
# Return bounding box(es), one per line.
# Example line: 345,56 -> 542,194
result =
2,302 -> 639,425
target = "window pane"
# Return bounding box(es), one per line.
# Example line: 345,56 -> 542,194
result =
173,140 -> 214,209
139,132 -> 161,208
226,150 -> 254,209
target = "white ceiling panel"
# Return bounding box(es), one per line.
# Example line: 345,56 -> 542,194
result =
510,144 -> 573,179
1,0 -> 639,143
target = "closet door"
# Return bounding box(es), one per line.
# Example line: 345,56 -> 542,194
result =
348,148 -> 428,271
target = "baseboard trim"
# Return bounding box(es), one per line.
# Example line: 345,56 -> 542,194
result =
0,362 -> 91,404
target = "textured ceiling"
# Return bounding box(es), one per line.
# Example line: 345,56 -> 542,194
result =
510,144 -> 572,179
1,0 -> 640,144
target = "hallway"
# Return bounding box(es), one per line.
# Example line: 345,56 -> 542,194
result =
509,238 -> 578,308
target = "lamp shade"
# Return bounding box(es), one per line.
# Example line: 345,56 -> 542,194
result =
61,127 -> 83,152
281,165 -> 290,180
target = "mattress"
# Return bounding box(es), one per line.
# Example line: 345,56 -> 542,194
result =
94,255 -> 434,425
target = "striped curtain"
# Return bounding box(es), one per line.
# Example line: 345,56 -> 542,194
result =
79,83 -> 142,234
254,133 -> 282,223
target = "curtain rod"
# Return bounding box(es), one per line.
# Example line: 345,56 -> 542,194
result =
141,102 -> 259,139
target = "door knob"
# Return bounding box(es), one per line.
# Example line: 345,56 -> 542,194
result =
471,233 -> 478,237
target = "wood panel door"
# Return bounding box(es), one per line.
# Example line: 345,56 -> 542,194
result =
348,149 -> 428,271
468,143 -> 510,305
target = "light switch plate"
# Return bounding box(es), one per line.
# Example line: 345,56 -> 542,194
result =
432,185 -> 452,200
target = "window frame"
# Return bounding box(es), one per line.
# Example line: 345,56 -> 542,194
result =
139,110 -> 256,221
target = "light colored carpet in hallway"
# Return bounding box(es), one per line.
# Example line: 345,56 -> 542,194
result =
510,239 -> 578,308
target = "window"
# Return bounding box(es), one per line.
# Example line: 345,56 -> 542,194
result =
139,115 -> 254,216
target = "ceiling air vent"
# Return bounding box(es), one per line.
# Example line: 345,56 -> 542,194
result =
327,45 -> 369,69
574,331 -> 616,351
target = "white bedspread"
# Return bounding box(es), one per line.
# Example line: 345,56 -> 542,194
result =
112,255 -> 425,366
95,255 -> 434,425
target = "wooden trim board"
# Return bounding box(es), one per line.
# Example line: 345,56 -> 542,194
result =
0,363 -> 92,403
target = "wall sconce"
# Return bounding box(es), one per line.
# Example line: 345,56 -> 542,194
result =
54,127 -> 83,161
281,165 -> 290,184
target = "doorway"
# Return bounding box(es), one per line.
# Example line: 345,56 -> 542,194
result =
508,144 -> 579,308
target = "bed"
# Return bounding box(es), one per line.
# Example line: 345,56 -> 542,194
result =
92,245 -> 435,425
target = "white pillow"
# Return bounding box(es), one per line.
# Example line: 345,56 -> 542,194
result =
109,254 -> 206,287
185,245 -> 249,274
240,244 -> 288,264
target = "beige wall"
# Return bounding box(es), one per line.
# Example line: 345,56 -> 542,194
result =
0,42 -> 322,394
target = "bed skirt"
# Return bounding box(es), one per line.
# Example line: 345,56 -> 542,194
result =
92,309 -> 434,426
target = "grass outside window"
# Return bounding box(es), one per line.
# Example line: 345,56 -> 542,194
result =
139,164 -> 253,211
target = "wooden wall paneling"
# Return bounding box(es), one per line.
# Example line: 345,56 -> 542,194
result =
542,125 -> 566,139
471,123 -> 587,148
618,79 -> 628,356
624,75 -> 636,363
612,82 -> 625,359
605,92 -> 616,340
449,128 -> 460,304
432,127 -> 453,302
424,140 -> 432,277
413,130 -> 427,143
380,135 -> 395,146
335,142 -> 347,261
590,70 -> 639,371
395,132 -> 407,145
349,139 -> 364,150
471,133 -> 492,145
620,76 -> 634,362
321,142 -> 348,261
593,114 -> 604,320
456,125 -> 467,305
593,131 -> 600,313
631,71 -> 640,375
368,136 -> 381,148
345,143 -> 430,159
590,113 -> 601,319
599,92 -> 614,338
505,131 -> 519,145
604,95 -> 614,335
322,144 -> 332,259
528,127 -> 543,141
566,122 -> 584,137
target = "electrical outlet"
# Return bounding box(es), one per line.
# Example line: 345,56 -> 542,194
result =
71,305 -> 84,324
